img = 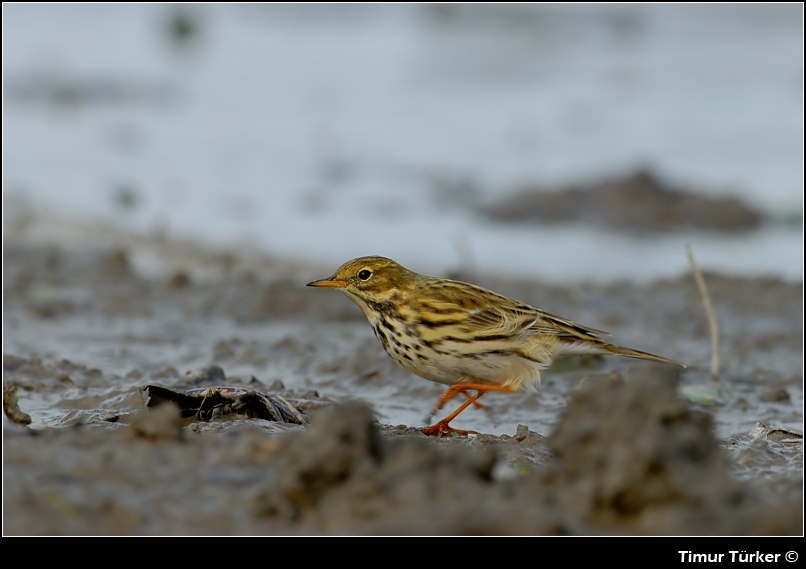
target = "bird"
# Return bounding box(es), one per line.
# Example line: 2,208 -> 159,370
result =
307,256 -> 678,437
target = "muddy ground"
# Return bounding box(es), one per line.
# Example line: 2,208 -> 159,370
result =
3,212 -> 803,535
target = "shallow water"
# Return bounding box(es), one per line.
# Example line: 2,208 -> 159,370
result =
3,4 -> 803,283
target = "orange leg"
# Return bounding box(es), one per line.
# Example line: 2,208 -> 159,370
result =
421,391 -> 484,437
421,383 -> 517,437
463,391 -> 484,410
432,383 -> 516,413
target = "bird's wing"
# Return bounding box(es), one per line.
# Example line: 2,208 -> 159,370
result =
464,305 -> 537,336
463,305 -> 609,340
533,310 -> 611,340
422,280 -> 610,340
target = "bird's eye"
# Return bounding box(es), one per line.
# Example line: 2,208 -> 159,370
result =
358,269 -> 372,281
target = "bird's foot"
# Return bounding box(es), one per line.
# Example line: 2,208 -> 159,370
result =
420,420 -> 478,437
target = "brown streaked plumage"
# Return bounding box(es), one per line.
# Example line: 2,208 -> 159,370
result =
308,256 -> 679,436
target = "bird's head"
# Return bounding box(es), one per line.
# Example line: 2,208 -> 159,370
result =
307,256 -> 414,304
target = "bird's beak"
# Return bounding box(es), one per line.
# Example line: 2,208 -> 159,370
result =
306,276 -> 348,288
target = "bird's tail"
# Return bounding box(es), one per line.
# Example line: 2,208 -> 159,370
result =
601,343 -> 683,367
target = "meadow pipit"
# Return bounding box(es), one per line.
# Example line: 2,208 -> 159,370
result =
308,256 -> 678,436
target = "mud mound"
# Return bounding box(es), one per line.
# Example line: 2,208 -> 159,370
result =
479,169 -> 763,233
546,366 -> 800,534
256,402 -> 560,534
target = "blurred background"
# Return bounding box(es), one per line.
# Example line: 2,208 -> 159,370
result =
3,4 -> 803,283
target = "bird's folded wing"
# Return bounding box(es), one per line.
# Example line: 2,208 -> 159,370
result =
537,311 -> 611,340
423,285 -> 610,340
466,304 -> 610,341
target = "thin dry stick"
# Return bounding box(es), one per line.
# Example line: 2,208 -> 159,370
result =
686,244 -> 720,380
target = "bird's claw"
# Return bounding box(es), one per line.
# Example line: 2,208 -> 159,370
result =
420,420 -> 478,438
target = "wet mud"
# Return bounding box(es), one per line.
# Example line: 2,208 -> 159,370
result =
3,213 -> 802,534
